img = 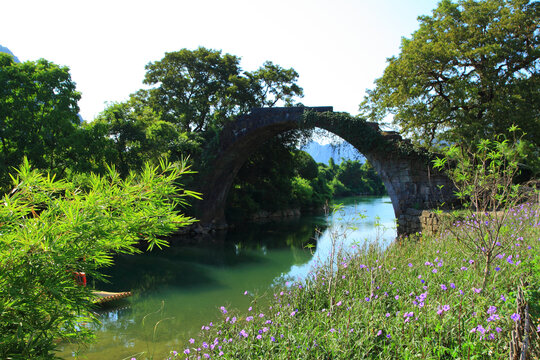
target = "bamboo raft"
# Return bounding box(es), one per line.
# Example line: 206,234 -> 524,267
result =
92,291 -> 132,304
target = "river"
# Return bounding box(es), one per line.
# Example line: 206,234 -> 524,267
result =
58,196 -> 396,359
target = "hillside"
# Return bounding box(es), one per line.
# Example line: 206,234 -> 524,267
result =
302,140 -> 365,164
0,45 -> 20,63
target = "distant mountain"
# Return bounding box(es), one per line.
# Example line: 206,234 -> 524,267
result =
302,141 -> 365,165
0,45 -> 20,63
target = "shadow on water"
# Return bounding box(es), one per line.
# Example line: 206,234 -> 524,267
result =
97,217 -> 325,295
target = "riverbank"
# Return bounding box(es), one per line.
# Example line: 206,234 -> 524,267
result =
178,195 -> 386,236
168,203 -> 540,359
57,196 -> 395,359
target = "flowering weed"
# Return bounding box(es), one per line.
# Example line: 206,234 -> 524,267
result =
168,204 -> 539,359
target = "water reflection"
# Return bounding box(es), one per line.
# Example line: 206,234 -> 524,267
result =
280,197 -> 396,284
58,196 -> 395,359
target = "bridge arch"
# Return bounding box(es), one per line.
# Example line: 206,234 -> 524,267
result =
197,107 -> 455,236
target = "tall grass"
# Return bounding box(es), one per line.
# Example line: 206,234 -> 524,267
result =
164,203 -> 539,359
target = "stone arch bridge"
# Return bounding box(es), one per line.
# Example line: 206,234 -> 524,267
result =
196,106 -> 455,236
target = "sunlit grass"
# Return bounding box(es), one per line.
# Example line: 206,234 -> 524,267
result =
164,203 -> 539,359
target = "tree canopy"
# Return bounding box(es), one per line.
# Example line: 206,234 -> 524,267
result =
89,47 -> 305,181
360,0 -> 539,149
0,53 -> 81,184
142,47 -> 303,132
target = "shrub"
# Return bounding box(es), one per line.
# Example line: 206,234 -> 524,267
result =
0,158 -> 197,358
433,127 -> 537,288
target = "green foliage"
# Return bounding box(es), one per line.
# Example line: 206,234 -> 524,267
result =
85,47 -> 305,188
335,159 -> 386,196
0,54 -> 81,189
0,159 -> 197,358
143,47 -> 303,133
321,158 -> 387,198
226,124 -> 388,219
300,111 -> 386,154
291,176 -> 314,207
292,150 -> 318,180
249,61 -> 304,107
226,134 -> 303,218
310,168 -> 333,205
328,176 -> 350,197
228,144 -> 388,219
360,0 -> 540,150
433,128 -> 534,288
89,95 -> 204,178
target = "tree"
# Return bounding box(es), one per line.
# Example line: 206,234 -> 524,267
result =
0,54 -> 81,186
360,0 -> 539,149
143,47 -> 303,132
91,101 -> 147,176
293,150 -> 319,180
336,159 -> 365,193
0,158 -> 197,358
249,61 -> 304,107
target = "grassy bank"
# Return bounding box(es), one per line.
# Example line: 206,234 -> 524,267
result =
165,203 -> 539,359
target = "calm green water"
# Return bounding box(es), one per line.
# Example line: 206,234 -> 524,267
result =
58,196 -> 396,359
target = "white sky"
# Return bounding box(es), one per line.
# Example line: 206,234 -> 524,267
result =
1,0 -> 440,123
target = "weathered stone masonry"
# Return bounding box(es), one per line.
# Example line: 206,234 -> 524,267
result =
195,106 -> 456,236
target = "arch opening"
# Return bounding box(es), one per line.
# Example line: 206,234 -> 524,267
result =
196,107 -> 455,236
224,129 -> 388,222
